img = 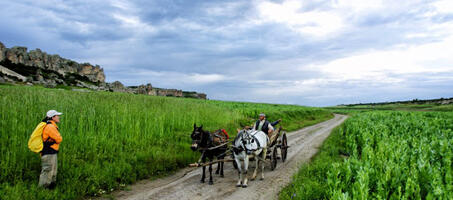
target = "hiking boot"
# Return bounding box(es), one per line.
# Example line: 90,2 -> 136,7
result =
47,182 -> 56,190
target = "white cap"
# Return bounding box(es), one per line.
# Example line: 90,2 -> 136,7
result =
259,113 -> 265,117
46,110 -> 63,118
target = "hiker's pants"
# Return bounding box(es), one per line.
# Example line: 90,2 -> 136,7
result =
38,154 -> 58,187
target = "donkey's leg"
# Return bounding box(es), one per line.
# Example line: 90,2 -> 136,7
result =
200,156 -> 206,183
261,148 -> 267,180
215,158 -> 220,174
242,155 -> 249,188
208,163 -> 213,185
220,160 -> 224,177
235,155 -> 242,187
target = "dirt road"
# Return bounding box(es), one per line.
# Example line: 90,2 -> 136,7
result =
109,114 -> 347,200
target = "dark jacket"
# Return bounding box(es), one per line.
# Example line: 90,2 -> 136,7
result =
255,120 -> 270,135
271,120 -> 280,127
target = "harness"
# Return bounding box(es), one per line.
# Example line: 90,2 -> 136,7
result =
195,129 -> 229,151
212,129 -> 229,144
214,129 -> 229,139
235,130 -> 262,155
193,129 -> 230,166
251,131 -> 261,149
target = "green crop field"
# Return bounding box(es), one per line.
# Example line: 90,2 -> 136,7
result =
326,103 -> 453,114
280,111 -> 453,199
0,85 -> 332,200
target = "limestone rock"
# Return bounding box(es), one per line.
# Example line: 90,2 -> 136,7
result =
108,81 -> 132,93
135,83 -> 156,95
0,42 -> 5,62
44,80 -> 57,88
196,93 -> 207,99
182,91 -> 207,99
0,65 -> 27,82
6,46 -> 28,64
79,64 -> 105,83
75,80 -> 99,90
156,89 -> 183,97
1,42 -> 105,83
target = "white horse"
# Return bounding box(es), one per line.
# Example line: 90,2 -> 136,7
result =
232,129 -> 268,188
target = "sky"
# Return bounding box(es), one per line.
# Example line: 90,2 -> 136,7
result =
1,0 -> 453,106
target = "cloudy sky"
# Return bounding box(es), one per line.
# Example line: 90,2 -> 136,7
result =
1,0 -> 453,106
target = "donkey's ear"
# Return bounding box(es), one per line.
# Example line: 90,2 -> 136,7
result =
194,123 -> 197,128
200,125 -> 203,129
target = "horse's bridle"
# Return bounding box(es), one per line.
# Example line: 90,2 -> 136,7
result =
245,130 -> 264,154
233,130 -> 257,155
192,129 -> 214,151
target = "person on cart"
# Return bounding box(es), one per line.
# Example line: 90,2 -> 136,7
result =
252,113 -> 281,146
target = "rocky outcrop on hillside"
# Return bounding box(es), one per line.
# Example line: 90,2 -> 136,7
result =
0,41 -> 207,99
340,97 -> 453,106
0,42 -> 105,84
183,91 -> 207,99
113,83 -> 205,98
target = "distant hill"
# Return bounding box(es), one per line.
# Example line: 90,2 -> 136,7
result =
339,97 -> 453,106
0,41 -> 206,99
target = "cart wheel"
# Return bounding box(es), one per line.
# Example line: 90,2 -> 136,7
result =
281,132 -> 288,162
271,147 -> 277,171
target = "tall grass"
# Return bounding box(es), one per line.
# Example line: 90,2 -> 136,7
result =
0,85 -> 332,199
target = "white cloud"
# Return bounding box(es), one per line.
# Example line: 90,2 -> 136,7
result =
432,0 -> 453,14
114,69 -> 227,86
112,13 -> 155,33
256,0 -> 345,38
331,0 -> 384,12
188,73 -> 226,83
250,28 -> 453,98
300,34 -> 453,86
110,0 -> 155,35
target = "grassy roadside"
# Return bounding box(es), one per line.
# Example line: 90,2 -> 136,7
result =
0,85 -> 332,200
279,123 -> 347,199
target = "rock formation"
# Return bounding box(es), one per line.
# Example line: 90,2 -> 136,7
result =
1,43 -> 105,83
0,41 -> 207,99
134,84 -> 156,96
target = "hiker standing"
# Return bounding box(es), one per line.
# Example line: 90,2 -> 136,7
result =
38,110 -> 63,189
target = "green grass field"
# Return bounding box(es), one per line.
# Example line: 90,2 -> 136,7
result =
0,85 -> 332,200
280,111 -> 453,199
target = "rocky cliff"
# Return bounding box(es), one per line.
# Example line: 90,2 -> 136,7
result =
0,42 -> 105,84
0,42 -> 207,99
